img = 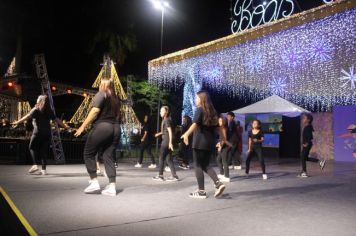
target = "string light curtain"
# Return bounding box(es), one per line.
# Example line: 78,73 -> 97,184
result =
148,1 -> 356,112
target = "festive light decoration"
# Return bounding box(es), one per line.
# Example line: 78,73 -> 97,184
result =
70,56 -> 140,142
231,0 -> 295,33
269,77 -> 287,95
149,1 -> 356,112
339,65 -> 356,92
323,0 -> 334,3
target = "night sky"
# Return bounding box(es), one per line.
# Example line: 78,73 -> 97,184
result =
0,0 -> 326,118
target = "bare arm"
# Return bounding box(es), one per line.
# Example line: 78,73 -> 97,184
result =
12,113 -> 32,127
167,127 -> 174,151
74,107 -> 100,137
141,131 -> 148,142
248,137 -> 252,152
181,123 -> 198,145
55,118 -> 69,129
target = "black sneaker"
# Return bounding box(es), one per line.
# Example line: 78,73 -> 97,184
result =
297,172 -> 309,178
152,175 -> 165,181
214,181 -> 226,198
319,159 -> 326,171
189,190 -> 207,199
166,176 -> 179,182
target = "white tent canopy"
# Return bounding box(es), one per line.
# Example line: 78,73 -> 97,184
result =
233,95 -> 310,117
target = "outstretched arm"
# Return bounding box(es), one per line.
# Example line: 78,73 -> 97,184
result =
11,113 -> 32,127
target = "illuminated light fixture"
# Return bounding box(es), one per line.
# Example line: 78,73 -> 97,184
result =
7,81 -> 14,87
51,86 -> 57,91
83,92 -> 88,97
263,1 -> 267,6
151,0 -> 169,10
66,89 -> 72,94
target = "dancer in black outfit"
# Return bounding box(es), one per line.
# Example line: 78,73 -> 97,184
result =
245,119 -> 268,180
153,106 -> 179,181
12,95 -> 69,175
135,115 -> 156,168
178,115 -> 192,170
74,78 -> 121,196
298,114 -> 326,178
226,112 -> 241,170
216,115 -> 232,182
181,91 -> 225,199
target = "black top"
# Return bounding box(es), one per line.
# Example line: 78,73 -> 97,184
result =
29,108 -> 56,136
192,107 -> 216,151
248,129 -> 264,147
302,124 -> 314,145
92,91 -> 116,125
227,120 -> 239,144
141,122 -> 153,143
161,117 -> 172,146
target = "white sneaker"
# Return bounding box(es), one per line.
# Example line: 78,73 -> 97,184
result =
101,185 -> 116,197
84,179 -> 100,194
220,176 -> 231,182
40,170 -> 47,175
228,165 -> 234,170
217,174 -> 224,179
28,165 -> 39,174
96,169 -> 102,175
134,163 -> 143,168
165,166 -> 171,172
234,165 -> 242,170
148,164 -> 157,169
262,174 -> 268,180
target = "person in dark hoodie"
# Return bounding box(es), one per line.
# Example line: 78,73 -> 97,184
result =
298,114 -> 326,178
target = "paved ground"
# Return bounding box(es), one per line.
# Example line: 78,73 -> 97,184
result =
0,159 -> 356,236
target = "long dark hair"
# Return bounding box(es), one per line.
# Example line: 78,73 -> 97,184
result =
252,119 -> 262,130
161,106 -> 170,132
99,78 -> 121,121
196,91 -> 218,126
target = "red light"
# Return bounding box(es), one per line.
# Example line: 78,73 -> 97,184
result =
51,86 -> 57,91
7,82 -> 14,87
66,89 -> 72,94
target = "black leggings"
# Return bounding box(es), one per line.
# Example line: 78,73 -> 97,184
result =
29,134 -> 50,170
228,145 -> 242,166
301,144 -> 318,172
193,149 -> 219,190
217,146 -> 229,177
246,146 -> 266,174
158,144 -> 177,176
138,142 -> 155,164
178,142 -> 191,166
84,122 -> 120,183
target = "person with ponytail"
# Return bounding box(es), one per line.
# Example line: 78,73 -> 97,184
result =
153,106 -> 179,182
12,95 -> 69,175
74,78 -> 121,196
181,91 -> 226,199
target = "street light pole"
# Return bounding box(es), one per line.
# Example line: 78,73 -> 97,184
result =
155,2 -> 166,152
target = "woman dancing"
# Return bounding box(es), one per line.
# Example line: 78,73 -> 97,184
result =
153,106 -> 179,182
181,91 -> 225,199
216,115 -> 232,182
12,95 -> 69,175
245,119 -> 267,180
298,114 -> 326,178
74,78 -> 121,196
135,115 -> 156,168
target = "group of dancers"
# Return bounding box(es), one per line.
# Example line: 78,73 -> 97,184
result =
11,77 -> 326,198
